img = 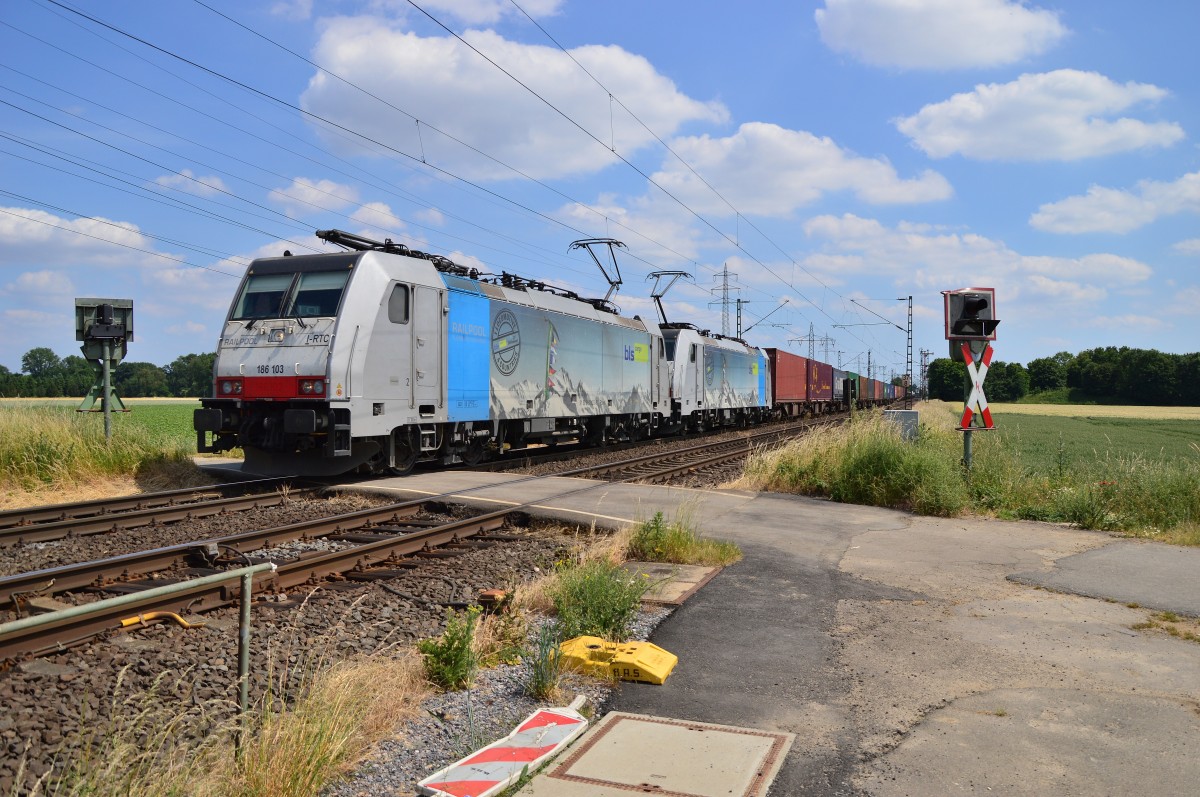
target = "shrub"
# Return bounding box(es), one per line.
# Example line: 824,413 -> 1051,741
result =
418,607 -> 481,690
549,560 -> 648,642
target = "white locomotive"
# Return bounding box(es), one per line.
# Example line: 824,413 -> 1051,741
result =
195,230 -> 771,476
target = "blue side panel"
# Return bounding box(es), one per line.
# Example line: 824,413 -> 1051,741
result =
445,289 -> 491,422
758,353 -> 768,407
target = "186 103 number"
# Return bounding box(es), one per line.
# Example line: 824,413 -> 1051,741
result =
256,364 -> 285,374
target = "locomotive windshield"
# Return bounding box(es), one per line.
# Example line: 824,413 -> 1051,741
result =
232,269 -> 352,320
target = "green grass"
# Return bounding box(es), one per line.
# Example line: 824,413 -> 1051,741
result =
0,403 -> 200,490
738,404 -> 1200,546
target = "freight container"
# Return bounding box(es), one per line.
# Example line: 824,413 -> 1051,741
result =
832,368 -> 845,402
810,360 -> 834,402
765,348 -> 808,405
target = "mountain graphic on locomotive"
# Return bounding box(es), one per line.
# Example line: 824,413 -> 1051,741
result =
194,230 -> 902,476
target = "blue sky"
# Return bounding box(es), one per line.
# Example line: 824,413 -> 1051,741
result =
2,0 -> 1197,383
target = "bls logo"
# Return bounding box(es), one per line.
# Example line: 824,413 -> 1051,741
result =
623,345 -> 636,362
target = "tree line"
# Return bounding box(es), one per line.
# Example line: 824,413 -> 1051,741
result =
3,344 -> 1197,405
0,348 -> 215,399
927,346 -> 1200,406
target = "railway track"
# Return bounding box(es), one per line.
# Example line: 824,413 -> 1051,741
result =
0,476 -> 295,531
482,414 -> 841,475
0,503 -> 515,662
562,418 -> 836,483
1,413 -> 837,662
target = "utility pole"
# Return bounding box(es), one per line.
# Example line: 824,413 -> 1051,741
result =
920,348 -> 933,399
901,295 -> 913,409
708,264 -> 739,336
736,298 -> 749,338
791,322 -> 835,362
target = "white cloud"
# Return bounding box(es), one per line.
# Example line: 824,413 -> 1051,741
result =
651,123 -> 952,216
302,18 -> 727,181
1031,171 -> 1200,234
0,207 -> 155,267
1087,314 -> 1165,330
271,0 -> 312,21
3,270 -> 74,296
1022,253 -> 1151,284
153,169 -> 229,198
267,177 -> 360,216
416,207 -> 446,227
165,321 -> 208,335
1174,239 -> 1200,255
1164,286 -> 1200,316
896,70 -> 1184,161
350,202 -> 404,233
815,0 -> 1068,70
1023,274 -> 1106,303
799,213 -> 1151,307
559,193 -> 712,265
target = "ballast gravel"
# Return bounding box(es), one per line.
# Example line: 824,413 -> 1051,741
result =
323,607 -> 671,797
0,492 -> 652,795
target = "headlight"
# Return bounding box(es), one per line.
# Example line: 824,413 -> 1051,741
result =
299,379 -> 325,395
219,380 -> 243,395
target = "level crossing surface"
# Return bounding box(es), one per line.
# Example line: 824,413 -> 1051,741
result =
329,471 -> 1200,796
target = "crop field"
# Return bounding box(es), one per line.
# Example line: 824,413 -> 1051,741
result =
991,403 -> 1200,421
989,410 -> 1200,473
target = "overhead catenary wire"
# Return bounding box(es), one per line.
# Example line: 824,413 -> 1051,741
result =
16,1 -> 901,360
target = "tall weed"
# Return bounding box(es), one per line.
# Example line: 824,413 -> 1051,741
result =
549,560 -> 648,641
736,403 -> 1200,545
627,511 -> 742,566
0,405 -> 195,491
418,607 -> 481,690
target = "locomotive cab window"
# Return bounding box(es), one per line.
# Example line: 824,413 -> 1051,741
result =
690,344 -> 697,363
387,284 -> 410,324
285,271 -> 351,318
233,273 -> 291,319
233,269 -> 351,320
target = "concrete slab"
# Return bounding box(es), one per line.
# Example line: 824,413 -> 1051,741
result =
1010,539 -> 1200,617
339,471 -> 761,531
519,712 -> 793,797
855,687 -> 1200,796
621,561 -> 720,605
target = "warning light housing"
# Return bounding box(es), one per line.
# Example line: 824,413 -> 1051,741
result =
943,287 -> 999,341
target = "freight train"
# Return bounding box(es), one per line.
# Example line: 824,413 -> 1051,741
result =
195,231 -> 903,476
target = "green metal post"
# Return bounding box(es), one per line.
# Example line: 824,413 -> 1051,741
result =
237,570 -> 253,756
102,339 -> 112,442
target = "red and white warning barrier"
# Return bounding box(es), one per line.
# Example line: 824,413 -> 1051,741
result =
960,342 -> 994,429
417,698 -> 588,797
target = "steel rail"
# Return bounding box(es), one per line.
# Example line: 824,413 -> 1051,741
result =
558,417 -> 839,481
0,511 -> 510,662
0,488 -> 318,548
0,476 -> 295,530
0,498 -> 430,603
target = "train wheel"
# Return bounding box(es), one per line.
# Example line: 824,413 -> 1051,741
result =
461,436 -> 487,467
388,430 -> 418,476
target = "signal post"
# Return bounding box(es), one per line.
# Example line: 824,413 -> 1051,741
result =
942,288 -> 999,474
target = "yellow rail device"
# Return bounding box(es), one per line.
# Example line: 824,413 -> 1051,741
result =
559,636 -> 678,685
